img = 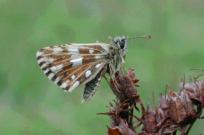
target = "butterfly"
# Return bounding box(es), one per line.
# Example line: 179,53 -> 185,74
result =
36,36 -> 128,101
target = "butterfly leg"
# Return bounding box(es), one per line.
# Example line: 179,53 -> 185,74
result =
108,62 -> 117,79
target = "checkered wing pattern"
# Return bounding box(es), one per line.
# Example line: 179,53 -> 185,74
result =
36,43 -> 110,93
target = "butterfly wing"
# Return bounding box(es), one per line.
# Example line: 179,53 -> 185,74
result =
36,43 -> 110,92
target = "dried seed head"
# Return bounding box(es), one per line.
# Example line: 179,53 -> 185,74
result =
182,81 -> 204,107
103,69 -> 204,135
108,119 -> 136,135
141,108 -> 158,133
110,69 -> 140,104
167,90 -> 196,124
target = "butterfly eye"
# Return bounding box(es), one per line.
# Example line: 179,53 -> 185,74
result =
119,39 -> 125,49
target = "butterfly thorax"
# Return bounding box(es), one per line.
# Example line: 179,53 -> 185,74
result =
107,36 -> 128,76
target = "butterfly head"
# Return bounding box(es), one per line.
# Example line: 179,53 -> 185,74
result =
112,36 -> 128,51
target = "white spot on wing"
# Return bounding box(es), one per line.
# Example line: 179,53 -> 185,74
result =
68,81 -> 80,92
89,49 -> 94,54
50,64 -> 64,72
70,57 -> 83,67
47,58 -> 54,63
43,69 -> 49,74
95,63 -> 101,69
53,47 -> 63,53
38,57 -> 54,64
37,58 -> 45,64
95,55 -> 103,59
48,73 -> 55,80
36,51 -> 43,57
61,82 -> 68,89
71,75 -> 76,80
54,77 -> 61,84
85,70 -> 92,78
68,47 -> 79,53
40,63 -> 47,69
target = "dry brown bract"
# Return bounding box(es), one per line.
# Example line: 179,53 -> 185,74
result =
100,69 -> 204,135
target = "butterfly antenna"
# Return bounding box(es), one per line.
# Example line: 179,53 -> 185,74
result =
128,34 -> 151,40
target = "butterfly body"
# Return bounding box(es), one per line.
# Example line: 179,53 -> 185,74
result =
36,36 -> 128,101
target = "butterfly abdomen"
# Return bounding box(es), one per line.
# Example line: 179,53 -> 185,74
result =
83,71 -> 103,101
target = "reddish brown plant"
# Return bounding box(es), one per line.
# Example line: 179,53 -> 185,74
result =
100,69 -> 204,135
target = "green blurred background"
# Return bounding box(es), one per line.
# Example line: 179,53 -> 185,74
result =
0,0 -> 204,134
